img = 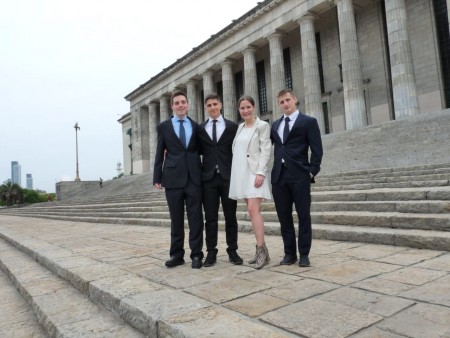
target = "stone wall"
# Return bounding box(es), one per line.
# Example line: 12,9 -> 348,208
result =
321,109 -> 450,174
56,181 -> 101,201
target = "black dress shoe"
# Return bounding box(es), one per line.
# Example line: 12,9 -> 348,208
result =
165,257 -> 185,268
191,256 -> 203,269
203,250 -> 217,267
299,255 -> 310,267
228,251 -> 243,265
279,255 -> 298,265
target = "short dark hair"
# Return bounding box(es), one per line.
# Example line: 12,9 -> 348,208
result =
237,95 -> 256,108
171,91 -> 188,105
204,93 -> 221,104
277,88 -> 296,99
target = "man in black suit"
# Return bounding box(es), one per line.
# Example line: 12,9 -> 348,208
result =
197,93 -> 243,267
153,91 -> 204,269
271,89 -> 323,267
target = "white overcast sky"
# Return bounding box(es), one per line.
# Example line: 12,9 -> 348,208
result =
0,0 -> 258,193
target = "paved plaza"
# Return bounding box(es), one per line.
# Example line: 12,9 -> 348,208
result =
1,215 -> 450,337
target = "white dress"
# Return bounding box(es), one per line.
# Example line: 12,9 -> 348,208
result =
229,126 -> 272,200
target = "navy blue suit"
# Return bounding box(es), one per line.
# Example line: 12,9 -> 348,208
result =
271,112 -> 323,257
153,116 -> 203,260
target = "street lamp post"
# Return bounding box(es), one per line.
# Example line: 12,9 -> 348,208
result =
74,122 -> 81,181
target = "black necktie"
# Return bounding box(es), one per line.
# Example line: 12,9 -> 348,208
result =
212,119 -> 218,143
283,116 -> 290,143
178,120 -> 186,148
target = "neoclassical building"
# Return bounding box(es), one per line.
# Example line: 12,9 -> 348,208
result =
119,0 -> 450,176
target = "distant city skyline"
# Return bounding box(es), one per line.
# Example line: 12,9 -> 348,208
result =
11,161 -> 21,186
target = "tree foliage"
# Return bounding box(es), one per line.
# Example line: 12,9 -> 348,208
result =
0,182 -> 53,206
0,181 -> 24,206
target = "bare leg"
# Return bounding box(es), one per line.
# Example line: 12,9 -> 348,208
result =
245,198 -> 265,246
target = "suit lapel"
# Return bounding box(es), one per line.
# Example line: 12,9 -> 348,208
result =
272,117 -> 283,144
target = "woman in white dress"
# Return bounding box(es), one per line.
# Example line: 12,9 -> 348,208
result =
229,95 -> 272,269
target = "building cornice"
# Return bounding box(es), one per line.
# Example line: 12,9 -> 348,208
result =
124,0 -> 282,101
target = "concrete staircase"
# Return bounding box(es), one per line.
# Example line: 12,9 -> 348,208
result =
2,162 -> 449,251
0,237 -> 144,337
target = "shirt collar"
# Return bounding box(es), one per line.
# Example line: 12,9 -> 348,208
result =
208,115 -> 224,123
284,110 -> 299,120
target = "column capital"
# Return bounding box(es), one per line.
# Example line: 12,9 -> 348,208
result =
203,69 -> 215,76
186,79 -> 199,86
242,45 -> 258,55
267,29 -> 287,40
145,99 -> 159,107
221,58 -> 235,67
298,12 -> 319,24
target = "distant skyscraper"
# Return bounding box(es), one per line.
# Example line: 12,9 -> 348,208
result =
26,174 -> 33,189
11,161 -> 21,186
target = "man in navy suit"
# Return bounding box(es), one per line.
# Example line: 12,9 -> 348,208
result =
153,91 -> 204,269
197,93 -> 243,267
271,89 -> 323,267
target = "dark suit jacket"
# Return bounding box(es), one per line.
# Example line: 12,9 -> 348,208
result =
271,112 -> 323,184
197,118 -> 238,181
153,116 -> 202,188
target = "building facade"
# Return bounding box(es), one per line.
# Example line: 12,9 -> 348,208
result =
120,0 -> 450,176
26,174 -> 33,190
11,161 -> 21,186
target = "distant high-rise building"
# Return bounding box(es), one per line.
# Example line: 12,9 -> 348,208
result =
11,161 -> 21,186
26,174 -> 33,189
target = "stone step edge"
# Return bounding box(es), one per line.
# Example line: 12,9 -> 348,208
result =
7,201 -> 450,216
0,238 -> 143,337
6,210 -> 450,231
2,215 -> 450,251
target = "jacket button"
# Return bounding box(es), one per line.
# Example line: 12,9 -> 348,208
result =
247,155 -> 249,157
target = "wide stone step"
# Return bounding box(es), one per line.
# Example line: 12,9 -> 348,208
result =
315,174 -> 450,188
9,209 -> 450,231
318,163 -> 450,179
311,201 -> 450,213
0,270 -> 48,337
0,224 -> 290,337
4,213 -> 450,251
0,239 -> 144,337
313,179 -> 449,191
312,186 -> 450,201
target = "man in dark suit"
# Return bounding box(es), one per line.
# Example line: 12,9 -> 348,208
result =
197,93 -> 243,267
271,89 -> 323,267
153,91 -> 204,269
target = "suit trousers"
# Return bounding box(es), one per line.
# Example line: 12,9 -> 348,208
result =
202,173 -> 238,253
272,165 -> 312,257
165,178 -> 204,260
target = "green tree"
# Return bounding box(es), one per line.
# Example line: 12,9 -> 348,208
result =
22,189 -> 47,204
0,181 -> 24,206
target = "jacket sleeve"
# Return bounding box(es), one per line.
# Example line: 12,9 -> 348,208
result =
308,118 -> 323,176
256,122 -> 272,176
153,123 -> 165,185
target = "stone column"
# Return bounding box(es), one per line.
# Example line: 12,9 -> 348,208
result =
221,59 -> 237,121
147,101 -> 158,173
385,0 -> 419,118
336,0 -> 367,130
268,31 -> 286,115
243,45 -> 259,116
299,15 -> 325,133
133,106 -> 150,174
186,80 -> 199,122
159,95 -> 170,121
201,70 -> 214,120
203,71 -> 214,98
